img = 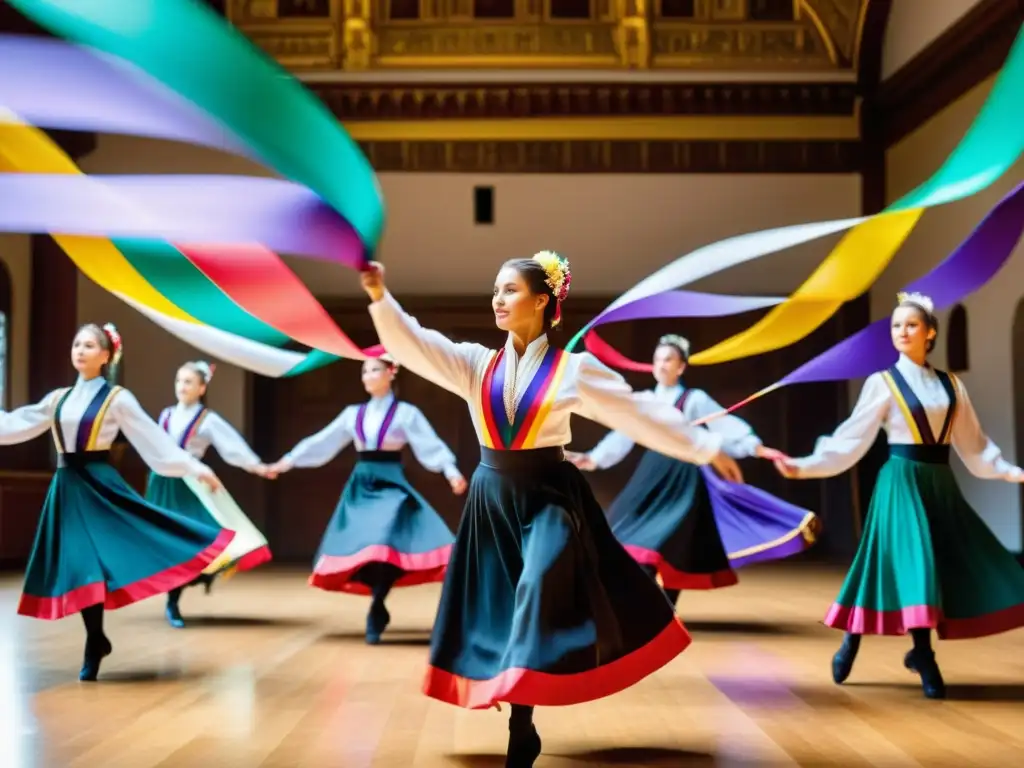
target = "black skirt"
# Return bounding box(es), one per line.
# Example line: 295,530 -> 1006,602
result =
423,446 -> 691,709
308,451 -> 454,595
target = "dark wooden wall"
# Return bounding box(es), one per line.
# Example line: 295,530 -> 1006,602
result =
247,295 -> 865,565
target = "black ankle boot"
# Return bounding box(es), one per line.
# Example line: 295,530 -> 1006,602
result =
831,634 -> 860,684
506,722 -> 541,768
166,597 -> 185,629
365,598 -> 390,644
79,635 -> 113,682
904,648 -> 946,699
191,573 -> 216,594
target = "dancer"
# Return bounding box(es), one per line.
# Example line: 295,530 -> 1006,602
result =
268,354 -> 466,644
566,334 -> 818,605
0,323 -> 232,681
147,360 -> 273,629
775,293 -> 1024,699
362,251 -> 743,767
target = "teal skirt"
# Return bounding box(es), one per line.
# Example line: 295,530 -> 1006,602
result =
825,446 -> 1024,639
18,455 -> 234,620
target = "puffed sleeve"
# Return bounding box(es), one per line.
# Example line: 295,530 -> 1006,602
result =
573,353 -> 723,465
788,374 -> 890,479
686,389 -> 763,459
0,389 -> 62,445
200,412 -> 262,471
402,404 -> 462,480
586,430 -> 636,470
949,376 -> 1023,481
109,390 -> 214,478
278,406 -> 356,470
368,292 -> 491,400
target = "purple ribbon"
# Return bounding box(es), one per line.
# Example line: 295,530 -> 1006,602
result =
0,173 -> 363,265
596,291 -> 784,324
775,181 -> 1024,388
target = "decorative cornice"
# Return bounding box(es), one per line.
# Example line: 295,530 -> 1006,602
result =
356,139 -> 860,173
313,81 -> 858,120
878,0 -> 1023,147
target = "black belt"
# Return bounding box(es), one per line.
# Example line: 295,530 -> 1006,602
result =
889,444 -> 950,465
479,446 -> 564,472
57,450 -> 111,468
356,450 -> 402,464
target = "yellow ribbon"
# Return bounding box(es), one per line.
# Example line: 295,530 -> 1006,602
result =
0,115 -> 201,324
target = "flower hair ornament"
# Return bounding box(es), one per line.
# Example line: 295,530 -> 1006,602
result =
532,250 -> 572,328
896,291 -> 936,318
378,352 -> 400,373
190,360 -> 216,384
101,323 -> 123,366
658,334 -> 691,361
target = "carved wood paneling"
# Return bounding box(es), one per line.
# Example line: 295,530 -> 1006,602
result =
255,295 -> 866,565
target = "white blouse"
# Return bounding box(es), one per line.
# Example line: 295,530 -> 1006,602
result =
367,292 -> 724,465
279,393 -> 462,480
0,376 -> 213,479
159,402 -> 262,471
587,383 -> 762,469
791,355 -> 1022,481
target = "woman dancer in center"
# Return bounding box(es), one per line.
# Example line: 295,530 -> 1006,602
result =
268,354 -> 467,645
362,251 -> 743,767
147,360 -> 274,629
567,334 -> 818,606
0,323 -> 232,682
775,292 -> 1024,699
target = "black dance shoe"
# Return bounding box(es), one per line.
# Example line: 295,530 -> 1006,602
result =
506,725 -> 542,768
365,599 -> 390,645
79,635 -> 113,682
831,636 -> 860,684
165,601 -> 186,629
904,649 -> 946,699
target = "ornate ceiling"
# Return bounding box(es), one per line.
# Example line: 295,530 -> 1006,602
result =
228,0 -> 873,74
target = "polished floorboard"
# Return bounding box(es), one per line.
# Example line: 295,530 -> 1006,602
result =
3,563 -> 1023,767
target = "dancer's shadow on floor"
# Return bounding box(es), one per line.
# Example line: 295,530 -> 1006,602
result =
172,616 -> 311,629
684,619 -> 820,636
447,746 -> 727,766
843,681 -> 1024,702
95,667 -> 206,684
321,629 -> 431,646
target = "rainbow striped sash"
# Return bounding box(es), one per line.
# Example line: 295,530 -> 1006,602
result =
478,346 -> 570,450
52,383 -> 123,453
160,405 -> 209,449
881,366 -> 958,445
356,398 -> 400,450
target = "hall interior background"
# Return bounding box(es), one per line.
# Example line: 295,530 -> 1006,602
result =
0,0 -> 1021,572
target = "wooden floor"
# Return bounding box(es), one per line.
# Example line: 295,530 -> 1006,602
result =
3,564 -> 1024,767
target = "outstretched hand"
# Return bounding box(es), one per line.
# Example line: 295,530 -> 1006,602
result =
774,457 -> 800,479
755,445 -> 789,463
449,474 -> 468,495
564,451 -> 596,471
361,261 -> 386,301
198,472 -> 222,493
710,451 -> 743,484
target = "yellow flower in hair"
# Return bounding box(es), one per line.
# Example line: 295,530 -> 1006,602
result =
533,250 -> 571,302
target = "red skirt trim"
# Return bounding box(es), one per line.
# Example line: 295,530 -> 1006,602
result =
17,529 -> 235,620
219,544 -> 273,575
308,544 -> 452,595
623,545 -> 739,590
824,601 -> 1024,640
422,617 -> 691,709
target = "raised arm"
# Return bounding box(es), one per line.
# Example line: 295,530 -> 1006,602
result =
585,430 -> 636,470
0,390 -> 61,445
277,407 -> 356,471
110,391 -> 215,479
402,404 -> 462,480
687,389 -> 762,459
950,377 -> 1023,482
785,374 -> 890,479
201,412 -> 263,472
574,354 -> 724,467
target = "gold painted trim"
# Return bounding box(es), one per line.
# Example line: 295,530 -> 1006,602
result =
851,0 -> 871,69
373,55 -> 621,69
797,0 -> 840,65
343,114 -> 860,141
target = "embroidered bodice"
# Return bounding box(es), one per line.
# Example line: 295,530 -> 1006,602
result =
791,355 -> 1021,481
367,292 -> 724,465
158,402 -> 261,470
0,376 -> 212,478
280,393 -> 461,479
587,383 -> 763,469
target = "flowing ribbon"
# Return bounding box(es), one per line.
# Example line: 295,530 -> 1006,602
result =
571,24 -> 1024,365
0,173 -> 364,265
7,0 -> 385,254
695,180 -> 1024,424
0,115 -> 379,374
